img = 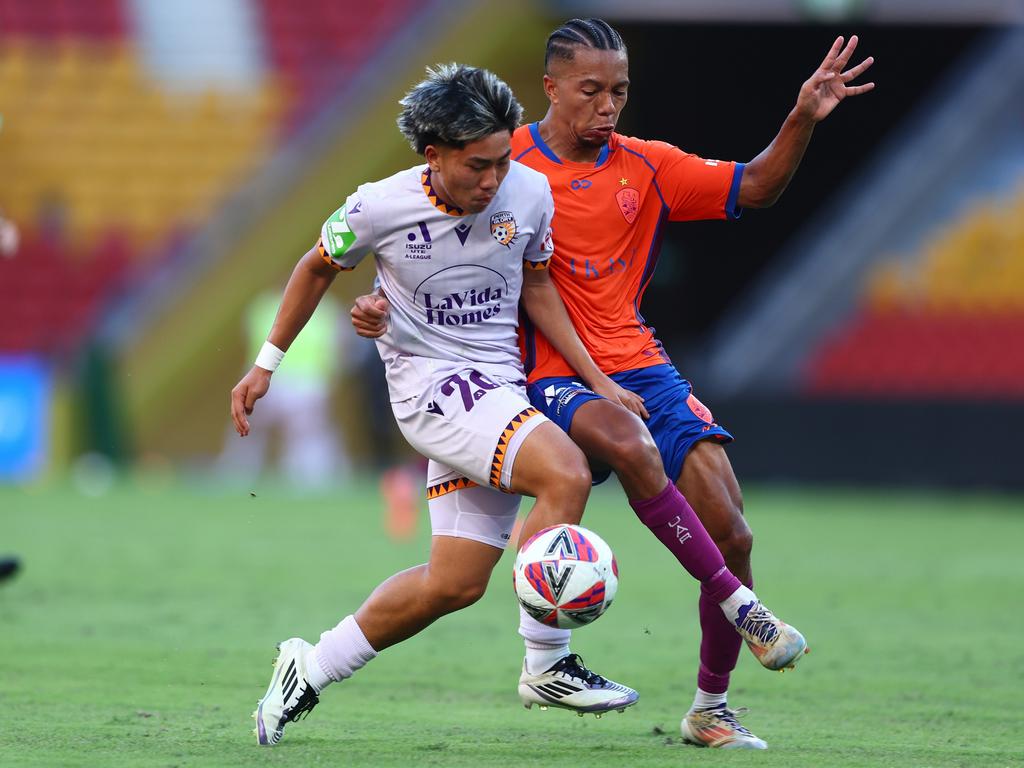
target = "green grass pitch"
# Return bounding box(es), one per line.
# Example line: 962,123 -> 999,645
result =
2,479 -> 1022,767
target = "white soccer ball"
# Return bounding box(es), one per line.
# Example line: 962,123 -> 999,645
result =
513,524 -> 618,629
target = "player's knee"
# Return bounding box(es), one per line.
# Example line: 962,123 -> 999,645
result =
718,517 -> 753,567
554,457 -> 592,503
538,445 -> 591,497
427,575 -> 489,612
450,579 -> 489,610
605,430 -> 662,479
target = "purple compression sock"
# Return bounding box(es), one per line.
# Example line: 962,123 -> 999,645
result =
629,481 -> 741,601
631,482 -> 747,695
697,576 -> 752,695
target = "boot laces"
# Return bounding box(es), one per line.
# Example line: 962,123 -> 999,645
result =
549,653 -> 607,687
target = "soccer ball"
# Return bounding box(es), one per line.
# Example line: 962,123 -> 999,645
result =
513,524 -> 618,629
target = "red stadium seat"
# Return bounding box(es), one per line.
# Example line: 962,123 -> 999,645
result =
0,0 -> 420,358
806,308 -> 1024,398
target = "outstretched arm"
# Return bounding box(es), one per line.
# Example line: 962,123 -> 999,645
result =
520,267 -> 648,419
739,35 -> 874,209
230,245 -> 338,436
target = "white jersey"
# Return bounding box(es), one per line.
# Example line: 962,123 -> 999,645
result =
319,162 -> 555,401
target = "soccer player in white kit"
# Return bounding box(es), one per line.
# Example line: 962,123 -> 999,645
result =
231,64 -> 641,747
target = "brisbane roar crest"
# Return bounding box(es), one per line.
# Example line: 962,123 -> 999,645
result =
616,187 -> 639,224
490,211 -> 518,247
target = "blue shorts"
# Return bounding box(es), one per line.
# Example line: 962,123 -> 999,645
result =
526,364 -> 733,485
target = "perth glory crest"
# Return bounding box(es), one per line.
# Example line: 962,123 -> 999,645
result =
489,211 -> 518,247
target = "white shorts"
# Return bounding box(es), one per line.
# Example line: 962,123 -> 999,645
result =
392,367 -> 547,491
391,367 -> 548,549
424,474 -> 522,549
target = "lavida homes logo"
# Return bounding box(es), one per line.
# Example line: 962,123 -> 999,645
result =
414,265 -> 509,327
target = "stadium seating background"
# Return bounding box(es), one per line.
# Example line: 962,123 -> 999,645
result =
1,1 -> 1020,487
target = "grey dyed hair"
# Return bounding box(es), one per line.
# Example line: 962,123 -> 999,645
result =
397,63 -> 522,154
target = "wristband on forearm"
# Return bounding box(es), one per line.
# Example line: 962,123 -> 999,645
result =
254,341 -> 285,372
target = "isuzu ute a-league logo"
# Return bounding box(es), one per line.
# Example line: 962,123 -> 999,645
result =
489,211 -> 518,247
405,221 -> 433,260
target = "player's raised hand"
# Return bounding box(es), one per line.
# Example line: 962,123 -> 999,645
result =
591,377 -> 649,420
351,293 -> 391,338
231,366 -> 273,436
796,35 -> 874,123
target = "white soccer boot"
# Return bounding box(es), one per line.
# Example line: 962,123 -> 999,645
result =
734,600 -> 808,671
681,706 -> 768,749
518,653 -> 638,716
253,638 -> 321,746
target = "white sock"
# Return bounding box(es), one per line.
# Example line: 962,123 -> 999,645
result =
518,606 -> 570,674
691,687 -> 727,712
718,584 -> 758,625
310,615 -> 377,693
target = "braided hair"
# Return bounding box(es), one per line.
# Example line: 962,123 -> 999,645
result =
545,18 -> 626,72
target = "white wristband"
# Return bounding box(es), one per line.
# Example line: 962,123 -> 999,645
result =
254,341 -> 285,372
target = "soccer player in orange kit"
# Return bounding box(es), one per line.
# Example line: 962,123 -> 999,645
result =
352,19 -> 873,749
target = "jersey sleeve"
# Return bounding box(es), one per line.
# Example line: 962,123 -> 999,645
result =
648,141 -> 744,223
522,183 -> 555,271
318,191 -> 375,271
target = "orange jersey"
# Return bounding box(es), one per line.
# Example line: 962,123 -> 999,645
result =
512,123 -> 743,381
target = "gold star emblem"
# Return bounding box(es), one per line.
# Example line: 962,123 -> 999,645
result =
619,178 -> 629,186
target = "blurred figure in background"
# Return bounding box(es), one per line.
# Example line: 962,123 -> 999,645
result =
1,183 -> 24,581
1,119 -> 23,579
0,114 -> 18,257
219,289 -> 350,489
348,332 -> 424,539
0,208 -> 19,258
1,113 -> 18,255
0,556 -> 20,583
348,331 -> 423,540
